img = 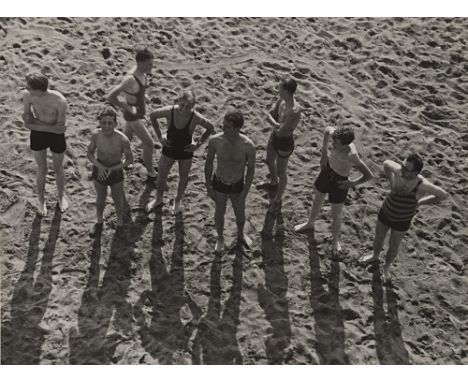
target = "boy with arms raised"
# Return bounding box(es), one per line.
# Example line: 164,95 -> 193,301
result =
294,125 -> 374,255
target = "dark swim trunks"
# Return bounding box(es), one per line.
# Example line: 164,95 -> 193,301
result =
212,174 -> 244,194
91,163 -> 124,186
30,130 -> 67,154
271,129 -> 294,158
314,161 -> 349,204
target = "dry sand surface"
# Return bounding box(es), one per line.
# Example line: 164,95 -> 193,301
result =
1,17 -> 467,365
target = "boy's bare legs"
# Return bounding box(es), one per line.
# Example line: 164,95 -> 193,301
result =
52,152 -> 69,212
94,181 -> 107,225
294,187 -> 327,233
330,202 -> 344,253
125,120 -> 157,177
146,154 -> 174,212
272,156 -> 289,204
265,140 -> 278,186
90,181 -> 106,237
231,192 -> 252,248
383,229 -> 405,282
173,158 -> 192,214
110,181 -> 125,226
360,219 -> 390,263
33,150 -> 48,216
214,191 -> 228,253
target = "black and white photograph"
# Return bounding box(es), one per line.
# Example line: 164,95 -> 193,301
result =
1,5 -> 467,371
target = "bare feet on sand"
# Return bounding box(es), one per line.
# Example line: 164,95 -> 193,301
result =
58,197 -> 69,213
382,267 -> 392,284
147,168 -> 157,180
359,253 -> 380,264
257,181 -> 279,191
146,199 -> 163,213
89,222 -> 103,238
294,221 -> 314,234
172,199 -> 182,215
331,242 -> 343,260
215,237 -> 225,253
238,233 -> 253,249
37,201 -> 48,217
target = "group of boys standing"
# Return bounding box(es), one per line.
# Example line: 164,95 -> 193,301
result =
22,46 -> 448,282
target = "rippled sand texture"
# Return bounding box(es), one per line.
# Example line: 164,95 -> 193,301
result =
1,17 -> 467,364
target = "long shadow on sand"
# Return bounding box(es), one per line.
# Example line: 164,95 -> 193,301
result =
1,208 -> 62,364
372,267 -> 409,364
257,207 -> 291,364
307,235 -> 349,364
68,183 -> 154,364
191,245 -> 244,364
134,210 -> 201,364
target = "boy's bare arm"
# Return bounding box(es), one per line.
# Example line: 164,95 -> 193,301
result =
195,114 -> 215,148
107,77 -> 134,111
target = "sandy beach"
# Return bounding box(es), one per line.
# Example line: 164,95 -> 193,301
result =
0,17 -> 467,365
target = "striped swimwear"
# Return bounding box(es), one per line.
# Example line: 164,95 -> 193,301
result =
378,179 -> 422,232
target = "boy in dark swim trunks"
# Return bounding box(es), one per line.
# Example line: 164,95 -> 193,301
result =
294,126 -> 374,256
359,154 -> 448,282
22,72 -> 69,216
145,90 -> 214,215
258,77 -> 301,210
107,46 -> 158,179
205,110 -> 256,253
87,107 -> 134,235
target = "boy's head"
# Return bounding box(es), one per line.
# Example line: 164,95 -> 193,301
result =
26,72 -> 49,92
98,106 -> 118,134
280,77 -> 297,95
135,46 -> 154,73
223,110 -> 244,131
402,152 -> 424,179
178,89 -> 196,113
332,126 -> 355,145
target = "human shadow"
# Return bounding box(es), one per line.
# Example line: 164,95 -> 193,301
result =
69,183 -> 155,364
1,208 -> 62,364
257,207 -> 291,364
134,209 -> 201,364
372,267 -> 409,364
191,244 -> 244,364
308,236 -> 349,364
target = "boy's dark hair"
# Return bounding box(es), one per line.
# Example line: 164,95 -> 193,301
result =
135,46 -> 154,62
26,72 -> 49,92
332,126 -> 355,145
224,110 -> 244,129
406,152 -> 424,173
98,106 -> 118,122
281,77 -> 297,94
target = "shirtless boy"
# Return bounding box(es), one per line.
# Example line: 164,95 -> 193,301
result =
204,110 -> 256,253
259,77 -> 301,209
294,125 -> 374,255
22,72 -> 68,216
145,89 -> 214,215
87,107 -> 134,236
107,46 -> 157,179
359,153 -> 448,282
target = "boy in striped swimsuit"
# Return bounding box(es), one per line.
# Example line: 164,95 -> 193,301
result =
360,153 -> 448,282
